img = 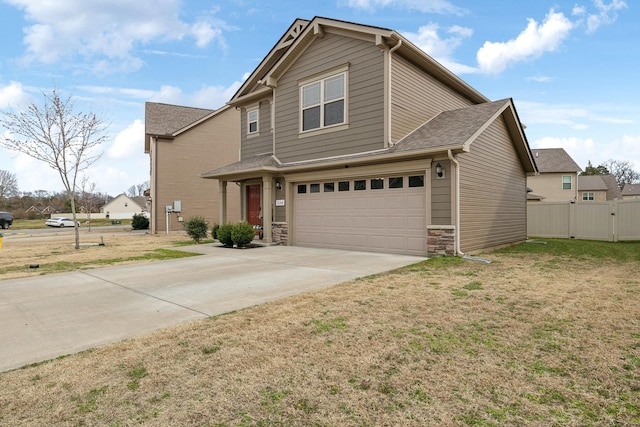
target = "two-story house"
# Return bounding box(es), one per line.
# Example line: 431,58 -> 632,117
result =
527,148 -> 581,203
145,103 -> 241,233
203,17 -> 536,256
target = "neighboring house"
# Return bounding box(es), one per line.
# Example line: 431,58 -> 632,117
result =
144,103 -> 241,233
202,17 -> 536,256
578,175 -> 621,201
528,148 -> 581,202
101,194 -> 147,220
621,183 -> 640,200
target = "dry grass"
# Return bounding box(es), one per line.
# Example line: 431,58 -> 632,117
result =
0,231 -> 196,280
1,241 -> 639,426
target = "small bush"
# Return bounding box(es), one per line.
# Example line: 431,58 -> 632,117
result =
184,216 -> 208,244
212,223 -> 220,240
217,223 -> 234,247
231,222 -> 256,247
131,213 -> 149,230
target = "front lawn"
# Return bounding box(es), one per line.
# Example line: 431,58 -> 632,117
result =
0,239 -> 638,425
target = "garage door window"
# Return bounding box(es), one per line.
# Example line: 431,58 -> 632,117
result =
389,177 -> 403,188
324,182 -> 334,192
339,181 -> 350,191
409,175 -> 424,187
354,180 -> 366,191
370,178 -> 384,190
310,183 -> 320,193
297,184 -> 307,194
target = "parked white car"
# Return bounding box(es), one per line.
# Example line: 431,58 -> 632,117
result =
45,217 -> 80,227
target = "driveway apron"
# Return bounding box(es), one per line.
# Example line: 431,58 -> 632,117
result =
0,245 -> 423,372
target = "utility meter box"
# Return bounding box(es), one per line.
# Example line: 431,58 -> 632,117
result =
173,200 -> 182,213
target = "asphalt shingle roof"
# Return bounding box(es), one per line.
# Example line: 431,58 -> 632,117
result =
145,102 -> 214,136
532,148 -> 581,173
391,99 -> 509,153
622,183 -> 640,196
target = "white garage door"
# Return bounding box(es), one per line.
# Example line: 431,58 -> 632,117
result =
294,175 -> 426,256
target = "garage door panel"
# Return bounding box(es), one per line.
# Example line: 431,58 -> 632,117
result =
295,176 -> 426,256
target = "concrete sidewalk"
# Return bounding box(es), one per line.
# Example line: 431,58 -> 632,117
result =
0,245 -> 423,372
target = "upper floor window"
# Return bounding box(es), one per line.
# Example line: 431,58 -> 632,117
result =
562,175 -> 572,190
300,68 -> 347,132
247,108 -> 259,135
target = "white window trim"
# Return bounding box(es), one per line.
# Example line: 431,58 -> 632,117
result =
582,191 -> 595,201
299,64 -> 349,135
562,175 -> 572,190
247,105 -> 259,136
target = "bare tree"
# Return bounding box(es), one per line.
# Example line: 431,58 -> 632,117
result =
127,181 -> 149,197
604,159 -> 640,190
0,170 -> 19,199
0,88 -> 108,248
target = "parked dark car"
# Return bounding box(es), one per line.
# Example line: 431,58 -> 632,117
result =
0,211 -> 13,229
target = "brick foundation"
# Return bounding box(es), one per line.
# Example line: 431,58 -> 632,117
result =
427,225 -> 456,257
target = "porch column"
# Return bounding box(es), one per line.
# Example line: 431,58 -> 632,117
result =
218,180 -> 227,224
262,176 -> 273,244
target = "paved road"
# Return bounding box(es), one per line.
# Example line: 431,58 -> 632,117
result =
0,245 -> 423,372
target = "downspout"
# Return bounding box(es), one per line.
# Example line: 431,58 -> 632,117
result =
447,149 -> 464,256
387,39 -> 402,147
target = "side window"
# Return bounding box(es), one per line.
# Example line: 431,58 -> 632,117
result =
300,69 -> 347,132
247,108 -> 258,135
562,175 -> 572,190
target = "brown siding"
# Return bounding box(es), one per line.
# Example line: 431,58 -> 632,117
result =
457,116 -> 527,252
274,32 -> 386,162
431,159 -> 452,225
241,100 -> 273,158
391,55 -> 473,143
154,107 -> 241,232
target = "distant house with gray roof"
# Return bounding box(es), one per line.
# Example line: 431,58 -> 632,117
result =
621,183 -> 640,200
527,148 -> 582,202
578,175 -> 621,201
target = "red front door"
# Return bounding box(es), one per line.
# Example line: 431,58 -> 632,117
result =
247,184 -> 261,227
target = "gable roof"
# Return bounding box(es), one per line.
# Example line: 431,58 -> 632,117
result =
145,102 -> 214,137
392,99 -> 536,173
622,183 -> 640,196
230,16 -> 488,107
532,148 -> 581,173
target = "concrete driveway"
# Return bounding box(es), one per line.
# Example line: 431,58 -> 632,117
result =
0,245 -> 423,372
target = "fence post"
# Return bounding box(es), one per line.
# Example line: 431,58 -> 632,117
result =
612,199 -> 618,242
569,201 -> 576,239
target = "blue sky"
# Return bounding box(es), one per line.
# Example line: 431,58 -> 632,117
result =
0,0 -> 636,196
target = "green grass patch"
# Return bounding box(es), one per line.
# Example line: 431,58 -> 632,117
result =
496,238 -> 640,262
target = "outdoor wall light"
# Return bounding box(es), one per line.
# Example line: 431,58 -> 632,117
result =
435,162 -> 443,178
275,180 -> 282,191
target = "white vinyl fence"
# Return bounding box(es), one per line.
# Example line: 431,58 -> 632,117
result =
527,199 -> 640,242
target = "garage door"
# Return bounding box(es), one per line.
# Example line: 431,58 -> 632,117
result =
294,175 -> 426,256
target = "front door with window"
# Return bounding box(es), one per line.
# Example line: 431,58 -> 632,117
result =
246,184 -> 262,235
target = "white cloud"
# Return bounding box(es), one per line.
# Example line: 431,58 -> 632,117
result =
526,75 -> 555,83
477,9 -> 573,74
585,0 -> 627,33
342,0 -> 467,15
108,120 -> 144,159
0,81 -> 33,109
5,0 -> 229,74
403,23 -> 477,74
